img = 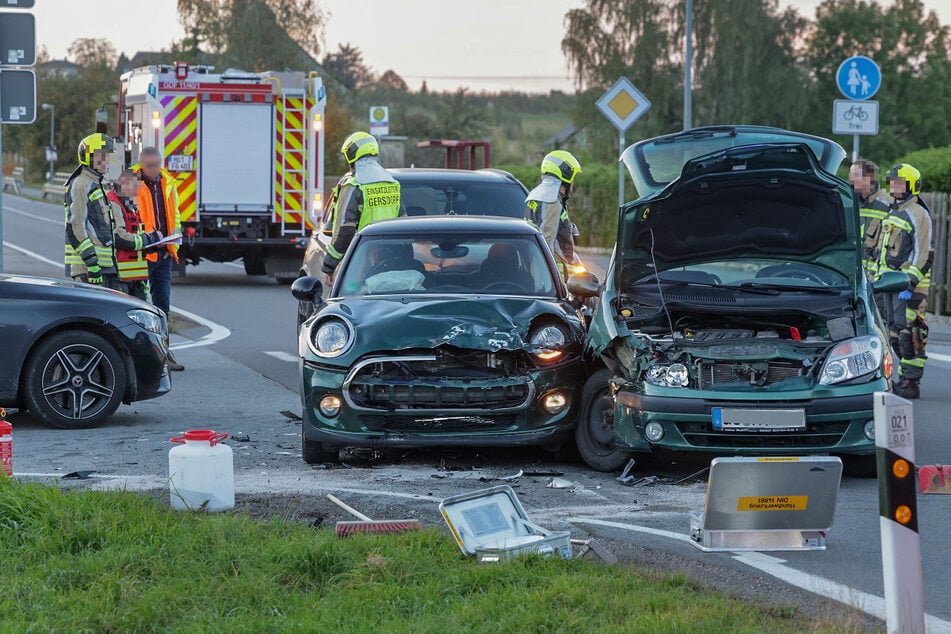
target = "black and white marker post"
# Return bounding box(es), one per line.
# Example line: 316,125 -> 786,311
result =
874,391 -> 925,634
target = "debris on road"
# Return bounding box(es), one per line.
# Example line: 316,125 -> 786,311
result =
327,494 -> 421,537
617,458 -> 637,484
61,470 -> 96,480
547,477 -> 582,490
232,433 -> 251,442
571,538 -> 617,564
919,464 -> 951,494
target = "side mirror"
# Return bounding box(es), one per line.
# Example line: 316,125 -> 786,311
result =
291,276 -> 323,302
872,270 -> 911,294
567,271 -> 601,298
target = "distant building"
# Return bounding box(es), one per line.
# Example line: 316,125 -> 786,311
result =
38,59 -> 79,78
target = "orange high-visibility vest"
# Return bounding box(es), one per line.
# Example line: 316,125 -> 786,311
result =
136,170 -> 181,262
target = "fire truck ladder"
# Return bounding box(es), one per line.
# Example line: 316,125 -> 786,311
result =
279,93 -> 307,236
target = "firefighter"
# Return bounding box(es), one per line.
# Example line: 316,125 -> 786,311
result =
321,132 -> 402,286
849,159 -> 890,278
108,169 -> 163,301
875,163 -> 934,399
64,133 -> 120,288
525,151 -> 581,280
136,147 -> 185,372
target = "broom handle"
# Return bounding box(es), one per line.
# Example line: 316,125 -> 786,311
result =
327,494 -> 374,521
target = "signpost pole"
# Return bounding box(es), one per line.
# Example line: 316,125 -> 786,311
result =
683,0 -> 693,130
853,134 -> 859,162
0,85 -> 4,273
874,391 -> 925,634
618,129 -> 625,210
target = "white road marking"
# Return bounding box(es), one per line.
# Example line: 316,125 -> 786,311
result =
4,205 -> 61,226
222,261 -> 244,269
264,350 -> 298,362
2,240 -> 231,351
929,351 -> 951,364
2,240 -> 61,268
574,517 -> 951,630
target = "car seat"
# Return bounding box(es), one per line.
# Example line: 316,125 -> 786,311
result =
480,243 -> 534,290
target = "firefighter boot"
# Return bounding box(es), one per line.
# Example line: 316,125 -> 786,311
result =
893,379 -> 920,400
167,351 -> 185,372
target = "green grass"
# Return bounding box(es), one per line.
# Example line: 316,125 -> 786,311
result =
0,478 -> 825,632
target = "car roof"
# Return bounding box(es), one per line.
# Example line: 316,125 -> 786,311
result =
359,215 -> 539,236
390,168 -> 525,187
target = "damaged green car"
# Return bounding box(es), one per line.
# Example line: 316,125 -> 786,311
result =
570,126 -> 908,475
292,216 -> 587,463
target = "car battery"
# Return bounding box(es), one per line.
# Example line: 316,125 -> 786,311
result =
439,485 -> 571,563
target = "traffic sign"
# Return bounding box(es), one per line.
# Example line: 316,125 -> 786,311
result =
0,69 -> 35,123
596,77 -> 651,132
836,55 -> 881,100
369,105 -> 389,136
0,11 -> 33,66
832,99 -> 878,135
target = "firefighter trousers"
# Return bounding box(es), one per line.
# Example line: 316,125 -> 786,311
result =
881,291 -> 929,383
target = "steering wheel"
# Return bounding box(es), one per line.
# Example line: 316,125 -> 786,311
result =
758,266 -> 827,284
367,262 -> 400,278
484,281 -> 528,293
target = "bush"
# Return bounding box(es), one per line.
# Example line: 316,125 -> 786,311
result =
893,145 -> 951,193
496,161 -> 621,248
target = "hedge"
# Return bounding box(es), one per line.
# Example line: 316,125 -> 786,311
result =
893,145 -> 951,193
496,162 -> 621,248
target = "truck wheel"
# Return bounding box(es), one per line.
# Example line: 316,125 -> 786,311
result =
302,425 -> 340,464
23,331 -> 127,429
244,255 -> 267,276
575,368 -> 630,472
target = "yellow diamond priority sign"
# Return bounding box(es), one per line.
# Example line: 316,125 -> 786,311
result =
596,77 -> 651,132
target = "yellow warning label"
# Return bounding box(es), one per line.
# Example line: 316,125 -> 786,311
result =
737,495 -> 808,511
757,457 -> 800,462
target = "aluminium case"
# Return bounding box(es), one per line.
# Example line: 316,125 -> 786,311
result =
440,485 -> 571,563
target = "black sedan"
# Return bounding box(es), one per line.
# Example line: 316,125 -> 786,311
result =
0,274 -> 171,428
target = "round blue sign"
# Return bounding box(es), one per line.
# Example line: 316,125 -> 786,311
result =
836,55 -> 881,100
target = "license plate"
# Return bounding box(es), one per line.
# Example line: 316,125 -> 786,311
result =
711,407 -> 806,432
167,154 -> 194,172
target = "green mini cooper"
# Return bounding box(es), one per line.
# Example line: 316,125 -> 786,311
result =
569,126 -> 908,476
292,216 -> 587,463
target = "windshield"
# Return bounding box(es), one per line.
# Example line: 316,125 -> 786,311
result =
399,178 -> 527,218
621,127 -> 845,197
337,234 -> 558,297
631,260 -> 850,290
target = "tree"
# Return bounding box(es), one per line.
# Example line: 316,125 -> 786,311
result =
67,38 -> 117,68
432,89 -> 489,139
322,43 -> 374,90
375,70 -> 409,92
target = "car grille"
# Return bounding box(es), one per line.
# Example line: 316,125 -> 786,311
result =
345,353 -> 533,412
697,360 -> 804,389
676,421 -> 849,448
361,414 -> 516,433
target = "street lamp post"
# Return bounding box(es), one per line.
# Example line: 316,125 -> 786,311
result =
684,0 -> 693,130
41,103 -> 55,182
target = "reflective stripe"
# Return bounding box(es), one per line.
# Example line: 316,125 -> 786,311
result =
327,244 -> 343,260
88,189 -> 104,201
901,357 -> 926,368
906,264 -> 923,280
77,238 -> 93,254
859,208 -> 887,219
883,216 -> 912,232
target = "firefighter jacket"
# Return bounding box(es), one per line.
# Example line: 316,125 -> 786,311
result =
525,174 -> 574,270
107,191 -> 160,282
875,195 -> 934,294
322,156 -> 401,274
858,187 -> 890,277
136,169 -> 181,262
64,166 -> 116,278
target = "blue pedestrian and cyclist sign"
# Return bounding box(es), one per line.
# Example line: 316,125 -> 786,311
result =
836,55 -> 881,100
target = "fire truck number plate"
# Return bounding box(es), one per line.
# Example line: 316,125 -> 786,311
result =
168,155 -> 194,172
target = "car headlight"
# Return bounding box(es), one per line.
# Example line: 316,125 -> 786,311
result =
530,325 -> 567,361
818,335 -> 883,385
644,363 -> 690,387
127,309 -> 164,334
309,318 -> 353,357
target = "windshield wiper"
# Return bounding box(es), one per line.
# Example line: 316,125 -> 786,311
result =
633,279 -> 777,295
734,281 -> 842,294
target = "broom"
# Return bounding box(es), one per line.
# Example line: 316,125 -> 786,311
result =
327,494 -> 422,537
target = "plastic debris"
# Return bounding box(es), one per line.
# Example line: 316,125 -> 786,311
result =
547,477 -> 581,490
617,458 -> 637,484
61,470 -> 96,480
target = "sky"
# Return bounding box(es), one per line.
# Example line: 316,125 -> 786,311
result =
35,0 -> 951,93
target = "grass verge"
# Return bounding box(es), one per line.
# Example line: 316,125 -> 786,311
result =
0,478 -> 825,632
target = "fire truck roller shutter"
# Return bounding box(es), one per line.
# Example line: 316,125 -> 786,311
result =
199,102 -> 274,211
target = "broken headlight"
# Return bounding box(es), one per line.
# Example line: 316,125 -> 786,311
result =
818,335 -> 883,385
530,325 -> 567,362
644,363 -> 690,387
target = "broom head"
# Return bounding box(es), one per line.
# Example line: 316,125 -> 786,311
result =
335,519 -> 422,537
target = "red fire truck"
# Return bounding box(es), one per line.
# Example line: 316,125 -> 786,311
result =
118,62 -> 326,282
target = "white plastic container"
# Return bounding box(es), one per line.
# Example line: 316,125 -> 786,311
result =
168,429 -> 234,511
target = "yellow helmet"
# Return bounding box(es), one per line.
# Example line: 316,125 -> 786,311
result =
77,133 -> 115,167
886,163 -> 921,197
541,150 -> 582,184
341,131 -> 379,164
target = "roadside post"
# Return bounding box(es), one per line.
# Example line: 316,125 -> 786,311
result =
833,55 -> 880,162
874,391 -> 925,634
595,78 -> 650,210
0,1 -> 37,273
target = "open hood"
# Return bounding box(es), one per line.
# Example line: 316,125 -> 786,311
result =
616,142 -> 863,288
621,125 -> 847,199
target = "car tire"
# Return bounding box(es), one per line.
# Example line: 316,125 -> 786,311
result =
23,330 -> 127,429
575,368 -> 630,472
841,454 -> 877,478
302,425 -> 340,464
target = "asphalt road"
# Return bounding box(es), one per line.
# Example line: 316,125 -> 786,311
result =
3,195 -> 951,628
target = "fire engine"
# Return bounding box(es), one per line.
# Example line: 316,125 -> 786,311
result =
118,62 -> 326,283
